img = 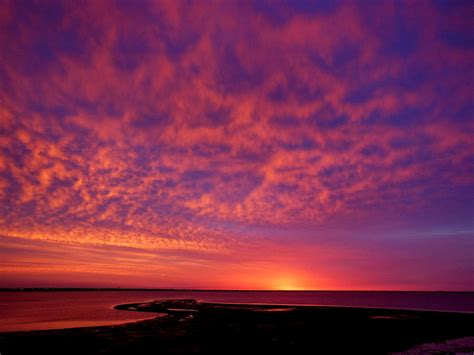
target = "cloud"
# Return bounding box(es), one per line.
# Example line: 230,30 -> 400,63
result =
0,0 -> 472,289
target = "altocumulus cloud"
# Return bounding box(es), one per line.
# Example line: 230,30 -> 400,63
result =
0,0 -> 472,290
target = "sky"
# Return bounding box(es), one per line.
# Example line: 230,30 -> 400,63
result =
0,0 -> 473,291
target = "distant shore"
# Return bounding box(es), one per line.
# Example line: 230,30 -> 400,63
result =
1,299 -> 473,354
2,287 -> 473,292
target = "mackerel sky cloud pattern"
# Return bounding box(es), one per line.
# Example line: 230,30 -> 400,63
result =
0,0 -> 473,290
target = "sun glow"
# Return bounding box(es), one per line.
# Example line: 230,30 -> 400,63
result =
273,276 -> 308,291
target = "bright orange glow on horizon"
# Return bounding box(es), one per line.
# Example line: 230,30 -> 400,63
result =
273,278 -> 308,291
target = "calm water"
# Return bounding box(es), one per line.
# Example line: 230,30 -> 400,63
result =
0,291 -> 473,332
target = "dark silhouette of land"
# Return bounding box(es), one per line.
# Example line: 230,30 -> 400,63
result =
1,299 -> 473,354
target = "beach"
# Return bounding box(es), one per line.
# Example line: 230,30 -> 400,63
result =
1,299 -> 473,354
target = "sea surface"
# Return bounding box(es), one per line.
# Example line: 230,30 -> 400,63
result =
0,290 -> 473,332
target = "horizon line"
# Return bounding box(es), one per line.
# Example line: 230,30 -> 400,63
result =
1,287 -> 472,293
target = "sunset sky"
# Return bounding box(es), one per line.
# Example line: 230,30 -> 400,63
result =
0,0 -> 472,290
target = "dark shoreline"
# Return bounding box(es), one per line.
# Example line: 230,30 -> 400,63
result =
1,299 -> 473,354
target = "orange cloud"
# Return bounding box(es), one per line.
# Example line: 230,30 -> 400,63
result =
0,0 -> 472,290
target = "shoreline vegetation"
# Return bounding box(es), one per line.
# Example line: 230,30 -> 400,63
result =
1,299 -> 473,354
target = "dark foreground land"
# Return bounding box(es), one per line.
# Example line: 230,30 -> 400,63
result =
1,299 -> 473,354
